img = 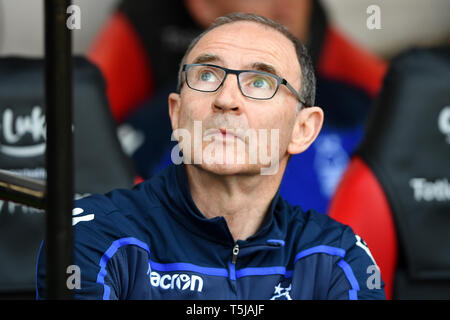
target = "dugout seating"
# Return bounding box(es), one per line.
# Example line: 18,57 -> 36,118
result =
329,45 -> 450,299
0,57 -> 136,299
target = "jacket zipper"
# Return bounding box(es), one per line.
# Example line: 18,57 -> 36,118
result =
227,244 -> 240,298
231,243 -> 239,264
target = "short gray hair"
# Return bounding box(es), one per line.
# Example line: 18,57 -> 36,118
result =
176,12 -> 316,108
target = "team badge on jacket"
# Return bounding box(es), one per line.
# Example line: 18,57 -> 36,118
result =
270,282 -> 292,300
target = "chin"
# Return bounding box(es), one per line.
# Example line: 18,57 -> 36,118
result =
196,161 -> 262,176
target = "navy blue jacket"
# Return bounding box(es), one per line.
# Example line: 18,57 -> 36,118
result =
36,164 -> 385,300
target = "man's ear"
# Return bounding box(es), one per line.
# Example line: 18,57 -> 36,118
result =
168,92 -> 181,132
287,106 -> 324,155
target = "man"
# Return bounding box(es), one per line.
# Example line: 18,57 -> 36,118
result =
91,0 -> 387,214
37,13 -> 384,300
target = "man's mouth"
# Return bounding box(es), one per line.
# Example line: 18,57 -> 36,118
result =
205,128 -> 244,142
219,128 -> 234,138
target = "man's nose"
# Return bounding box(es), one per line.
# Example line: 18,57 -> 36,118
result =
212,74 -> 243,114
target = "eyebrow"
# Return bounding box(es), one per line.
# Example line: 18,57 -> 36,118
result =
249,62 -> 280,77
191,54 -> 280,77
192,53 -> 224,65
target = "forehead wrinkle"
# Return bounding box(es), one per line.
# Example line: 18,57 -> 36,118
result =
190,42 -> 287,74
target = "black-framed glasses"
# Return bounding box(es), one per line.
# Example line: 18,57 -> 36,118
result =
182,63 -> 307,106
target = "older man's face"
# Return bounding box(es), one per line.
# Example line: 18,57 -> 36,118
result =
169,21 -> 302,176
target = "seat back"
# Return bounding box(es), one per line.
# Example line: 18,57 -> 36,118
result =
0,57 -> 136,298
330,45 -> 450,299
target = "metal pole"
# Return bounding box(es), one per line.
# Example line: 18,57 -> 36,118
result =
44,0 -> 73,299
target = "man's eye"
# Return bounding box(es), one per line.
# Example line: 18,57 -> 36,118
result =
250,77 -> 271,89
199,71 -> 217,82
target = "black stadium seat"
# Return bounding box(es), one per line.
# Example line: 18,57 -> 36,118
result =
0,57 -> 136,299
330,45 -> 450,299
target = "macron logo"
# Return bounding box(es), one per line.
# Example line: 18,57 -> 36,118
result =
149,271 -> 203,292
72,208 -> 94,226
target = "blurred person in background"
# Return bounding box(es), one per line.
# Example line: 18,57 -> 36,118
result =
88,0 -> 387,214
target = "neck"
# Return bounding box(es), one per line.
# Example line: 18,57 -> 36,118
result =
185,161 -> 287,242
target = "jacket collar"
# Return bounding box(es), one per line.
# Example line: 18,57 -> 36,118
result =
153,164 -> 286,247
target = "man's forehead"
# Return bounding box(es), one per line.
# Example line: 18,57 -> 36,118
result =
186,21 -> 300,76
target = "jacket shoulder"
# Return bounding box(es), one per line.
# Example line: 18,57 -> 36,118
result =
72,181 -> 158,239
287,205 -> 352,249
